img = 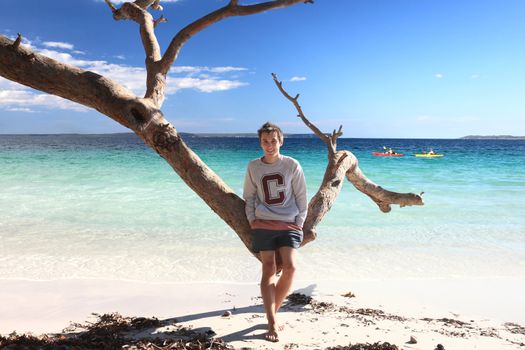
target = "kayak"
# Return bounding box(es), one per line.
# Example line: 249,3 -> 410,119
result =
414,153 -> 444,158
372,152 -> 405,157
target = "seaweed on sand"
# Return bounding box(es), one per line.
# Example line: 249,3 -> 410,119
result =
326,342 -> 399,350
0,313 -> 231,350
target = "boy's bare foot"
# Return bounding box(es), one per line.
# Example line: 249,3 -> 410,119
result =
265,325 -> 279,342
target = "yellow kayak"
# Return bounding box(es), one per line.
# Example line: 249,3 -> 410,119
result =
414,153 -> 444,158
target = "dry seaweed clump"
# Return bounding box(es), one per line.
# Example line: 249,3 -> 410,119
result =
286,292 -> 314,305
0,313 -> 232,350
504,322 -> 525,335
326,342 -> 399,350
342,292 -> 356,298
286,293 -> 337,312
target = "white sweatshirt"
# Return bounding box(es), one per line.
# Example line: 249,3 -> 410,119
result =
243,155 -> 307,227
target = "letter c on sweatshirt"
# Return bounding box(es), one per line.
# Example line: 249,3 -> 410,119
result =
262,174 -> 285,205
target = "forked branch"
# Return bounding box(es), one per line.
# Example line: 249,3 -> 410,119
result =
154,15 -> 167,28
273,74 -> 424,244
104,1 -> 164,106
105,0 -> 312,111
272,73 -> 340,155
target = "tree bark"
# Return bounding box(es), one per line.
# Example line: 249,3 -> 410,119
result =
0,1 -> 423,256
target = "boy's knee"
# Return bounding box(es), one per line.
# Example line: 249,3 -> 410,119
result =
281,263 -> 296,275
262,260 -> 276,274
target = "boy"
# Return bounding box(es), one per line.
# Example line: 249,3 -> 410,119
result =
243,122 -> 307,342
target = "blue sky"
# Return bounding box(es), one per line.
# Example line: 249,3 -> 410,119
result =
1,0 -> 524,137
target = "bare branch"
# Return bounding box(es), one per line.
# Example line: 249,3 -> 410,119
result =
154,15 -> 167,28
108,0 -> 309,112
271,73 -> 424,245
331,125 -> 343,145
0,36 -> 137,129
271,73 -> 341,155
12,33 -> 22,49
160,0 -> 310,75
346,164 -> 425,212
104,0 -> 117,13
135,0 -> 162,11
151,0 -> 163,11
106,2 -> 163,106
109,3 -> 161,61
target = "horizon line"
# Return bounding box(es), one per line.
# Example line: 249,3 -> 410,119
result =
0,132 -> 524,140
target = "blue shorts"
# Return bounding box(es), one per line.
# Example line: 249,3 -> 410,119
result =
251,229 -> 303,253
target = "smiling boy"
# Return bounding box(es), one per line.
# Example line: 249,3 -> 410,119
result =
243,122 -> 307,342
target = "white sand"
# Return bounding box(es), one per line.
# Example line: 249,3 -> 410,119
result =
1,278 -> 524,349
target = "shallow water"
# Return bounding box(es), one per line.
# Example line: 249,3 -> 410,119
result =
1,134 -> 524,282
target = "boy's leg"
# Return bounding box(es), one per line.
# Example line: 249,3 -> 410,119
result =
260,250 -> 279,342
274,246 -> 297,313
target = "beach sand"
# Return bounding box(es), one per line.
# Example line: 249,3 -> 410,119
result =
1,278 -> 524,349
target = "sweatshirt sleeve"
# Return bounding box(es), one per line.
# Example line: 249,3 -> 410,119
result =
243,163 -> 257,224
292,163 -> 308,228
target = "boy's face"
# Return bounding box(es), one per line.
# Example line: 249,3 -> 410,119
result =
260,131 -> 283,158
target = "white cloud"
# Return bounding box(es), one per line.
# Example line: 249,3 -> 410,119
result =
37,49 -> 96,66
24,47 -> 249,95
43,41 -> 74,50
208,66 -> 247,74
0,88 -> 88,112
290,76 -> 307,82
170,66 -> 247,75
6,107 -> 38,113
170,66 -> 202,74
166,77 -> 248,93
0,37 -> 250,113
434,73 -> 444,79
470,74 -> 480,79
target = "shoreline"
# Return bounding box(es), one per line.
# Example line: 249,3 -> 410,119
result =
2,277 -> 524,349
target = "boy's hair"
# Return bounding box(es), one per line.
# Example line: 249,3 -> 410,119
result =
257,122 -> 284,143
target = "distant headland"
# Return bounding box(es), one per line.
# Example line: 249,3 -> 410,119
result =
461,135 -> 525,140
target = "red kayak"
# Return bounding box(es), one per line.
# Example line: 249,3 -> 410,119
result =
372,152 -> 405,157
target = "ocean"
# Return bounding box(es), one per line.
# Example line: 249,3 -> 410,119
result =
1,134 -> 524,283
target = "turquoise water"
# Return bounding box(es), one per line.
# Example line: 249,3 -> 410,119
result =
1,134 -> 524,283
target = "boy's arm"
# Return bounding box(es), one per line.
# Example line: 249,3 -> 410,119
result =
292,163 -> 308,228
243,166 -> 257,225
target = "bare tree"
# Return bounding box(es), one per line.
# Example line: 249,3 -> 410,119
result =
0,0 -> 423,255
